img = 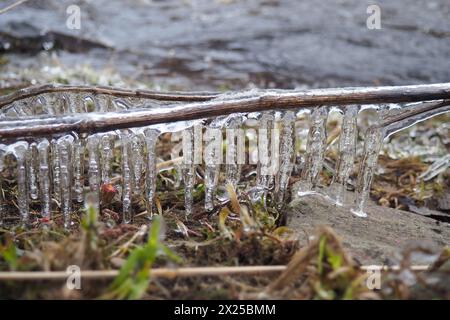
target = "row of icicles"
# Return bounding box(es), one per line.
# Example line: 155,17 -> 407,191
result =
0,103 -> 387,229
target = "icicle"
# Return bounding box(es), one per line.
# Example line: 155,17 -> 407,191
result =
100,133 -> 115,184
194,124 -> 203,165
419,154 -> 450,182
329,105 -> 358,205
0,145 -> 6,226
66,93 -> 85,114
182,127 -> 195,216
86,135 -> 101,211
351,126 -> 384,217
51,139 -> 61,204
275,111 -> 295,205
93,94 -> 112,112
57,135 -> 74,229
171,132 -> 183,189
131,132 -> 145,197
256,112 -> 276,201
41,93 -> 64,115
225,116 -> 244,189
12,99 -> 34,116
120,131 -> 133,223
204,126 -> 222,211
37,139 -> 51,222
144,129 -> 159,218
73,135 -> 85,203
27,142 -> 39,200
11,142 -> 29,226
298,106 -> 328,195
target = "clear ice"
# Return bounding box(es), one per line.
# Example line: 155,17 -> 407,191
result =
131,132 -> 145,197
73,135 -> 85,203
351,126 -> 384,217
0,90 -> 449,228
120,130 -> 133,223
330,105 -> 358,206
298,106 -> 328,195
144,129 -> 159,218
100,133 -> 115,185
275,111 -> 295,205
86,135 -> 101,211
37,139 -> 51,221
57,135 -> 74,229
255,112 -> 276,202
182,127 -> 195,216
204,125 -> 222,211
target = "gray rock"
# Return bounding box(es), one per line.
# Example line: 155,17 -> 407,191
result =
287,194 -> 450,265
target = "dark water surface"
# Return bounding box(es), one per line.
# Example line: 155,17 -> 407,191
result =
1,0 -> 450,90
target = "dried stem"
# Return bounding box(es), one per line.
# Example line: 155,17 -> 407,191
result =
0,264 -> 429,281
0,265 -> 286,281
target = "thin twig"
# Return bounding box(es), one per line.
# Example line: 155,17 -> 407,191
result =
381,100 -> 450,136
0,0 -> 29,15
0,83 -> 218,108
0,264 -> 430,281
0,265 -> 286,281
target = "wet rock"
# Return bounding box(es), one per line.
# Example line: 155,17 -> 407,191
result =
287,194 -> 450,265
408,204 -> 450,223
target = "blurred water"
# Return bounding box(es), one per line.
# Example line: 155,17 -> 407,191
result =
1,0 -> 450,90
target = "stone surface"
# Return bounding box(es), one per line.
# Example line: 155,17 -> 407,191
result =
287,193 -> 450,265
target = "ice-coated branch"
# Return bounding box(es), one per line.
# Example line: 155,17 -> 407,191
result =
1,83 -> 450,139
0,83 -> 218,108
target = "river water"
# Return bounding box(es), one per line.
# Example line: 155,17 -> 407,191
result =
1,0 -> 450,90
